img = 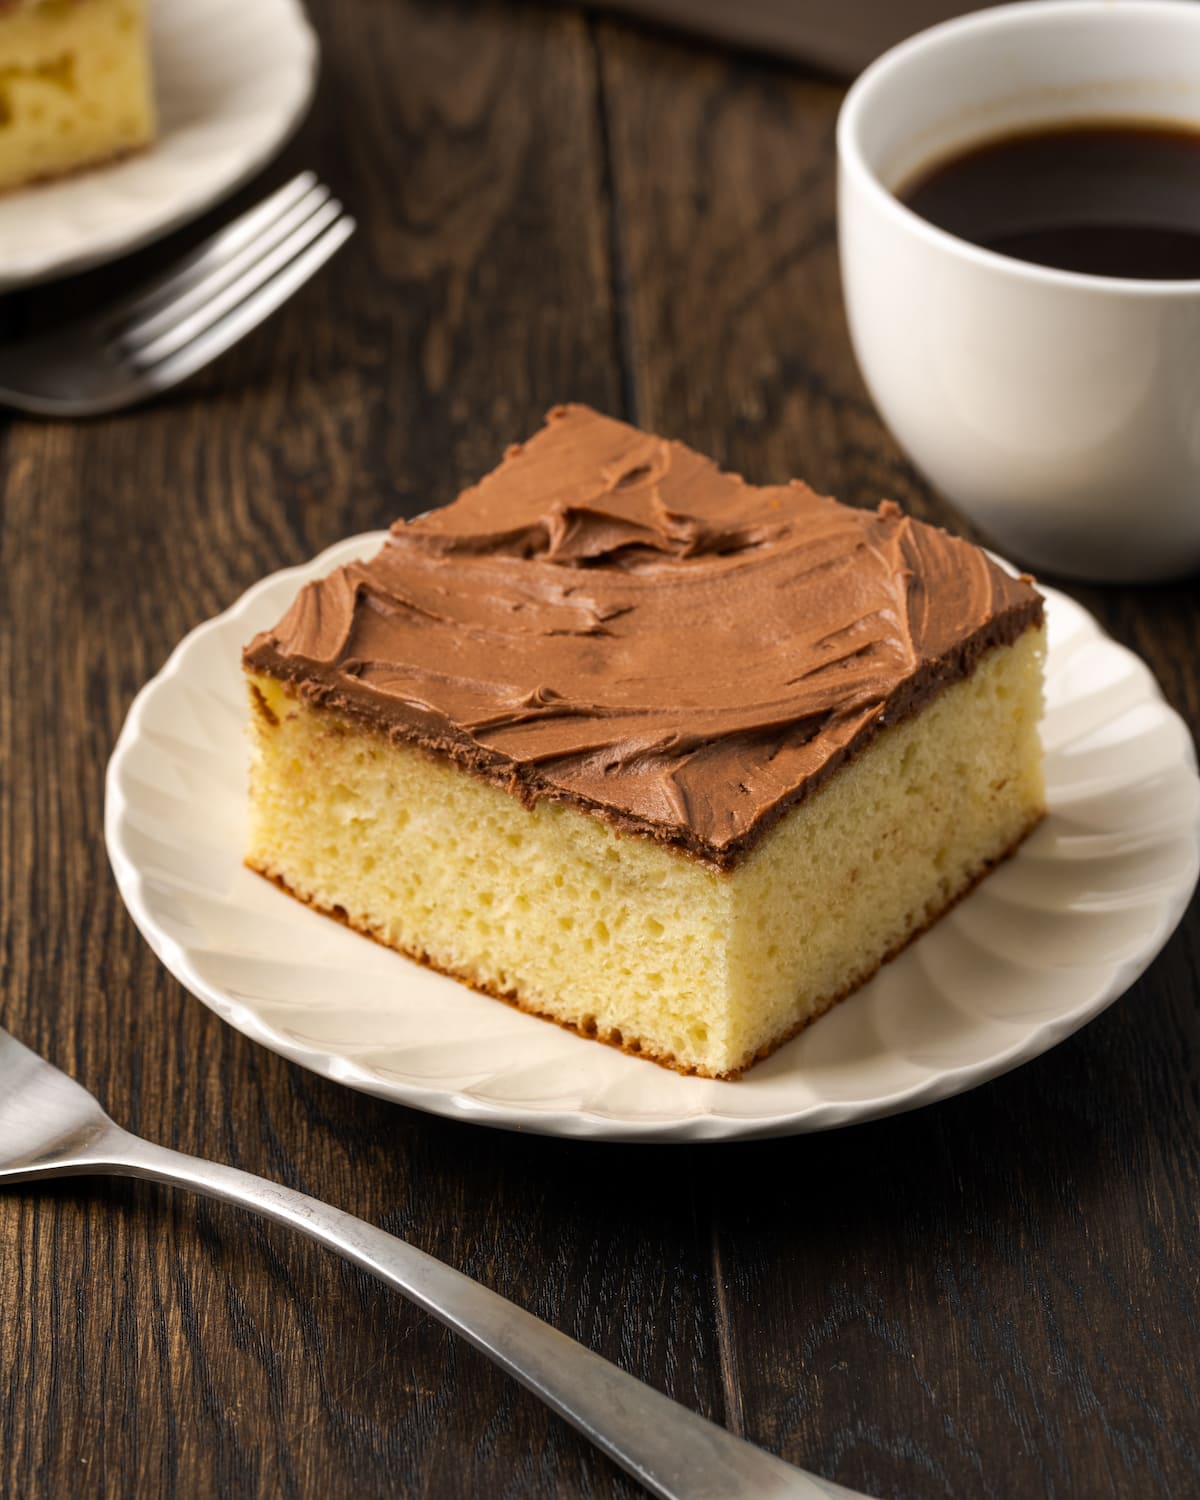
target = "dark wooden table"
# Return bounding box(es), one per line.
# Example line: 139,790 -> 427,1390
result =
2,4 -> 1198,1497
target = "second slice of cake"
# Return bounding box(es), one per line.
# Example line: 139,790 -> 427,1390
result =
243,406 -> 1045,1078
0,0 -> 155,192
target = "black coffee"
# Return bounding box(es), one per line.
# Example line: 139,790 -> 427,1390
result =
900,121 -> 1200,280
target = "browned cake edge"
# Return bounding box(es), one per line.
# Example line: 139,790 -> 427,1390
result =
246,803 -> 1043,1080
0,142 -> 150,196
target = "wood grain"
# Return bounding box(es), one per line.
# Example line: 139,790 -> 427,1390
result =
560,0 -> 1002,76
0,3 -> 1197,1499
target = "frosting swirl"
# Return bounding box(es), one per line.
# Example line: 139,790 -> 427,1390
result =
245,405 -> 1042,868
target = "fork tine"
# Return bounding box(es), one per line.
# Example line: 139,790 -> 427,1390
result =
132,214 -> 356,399
127,200 -> 347,368
119,181 -> 333,349
98,171 -> 319,330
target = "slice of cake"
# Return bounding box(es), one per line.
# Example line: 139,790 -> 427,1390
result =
243,405 -> 1045,1079
0,0 -> 154,192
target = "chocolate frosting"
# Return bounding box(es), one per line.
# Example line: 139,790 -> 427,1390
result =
245,405 -> 1043,869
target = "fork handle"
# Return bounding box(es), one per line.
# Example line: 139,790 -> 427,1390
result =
87,1123 -> 864,1500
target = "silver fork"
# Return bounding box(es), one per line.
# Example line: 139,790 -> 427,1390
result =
0,1025 -> 870,1500
0,172 -> 354,416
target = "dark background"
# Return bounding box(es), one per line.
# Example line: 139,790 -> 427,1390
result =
2,4 -> 1198,1497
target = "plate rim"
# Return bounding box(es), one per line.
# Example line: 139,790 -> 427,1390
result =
104,532 -> 1200,1143
0,0 -> 319,289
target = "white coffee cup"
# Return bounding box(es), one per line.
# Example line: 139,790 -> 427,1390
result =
837,0 -> 1200,583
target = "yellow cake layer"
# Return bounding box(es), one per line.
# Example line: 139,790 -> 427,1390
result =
0,0 -> 154,191
245,627 -> 1045,1078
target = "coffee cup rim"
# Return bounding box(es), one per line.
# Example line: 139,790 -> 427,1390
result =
837,0 -> 1200,297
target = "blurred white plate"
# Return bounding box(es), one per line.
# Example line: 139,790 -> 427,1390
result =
105,533 -> 1200,1142
0,0 -> 318,289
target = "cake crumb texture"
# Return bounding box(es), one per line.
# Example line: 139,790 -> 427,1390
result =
0,0 -> 154,192
245,625 -> 1045,1079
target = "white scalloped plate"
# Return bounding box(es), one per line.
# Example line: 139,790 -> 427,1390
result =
104,533 -> 1200,1141
0,0 -> 317,289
